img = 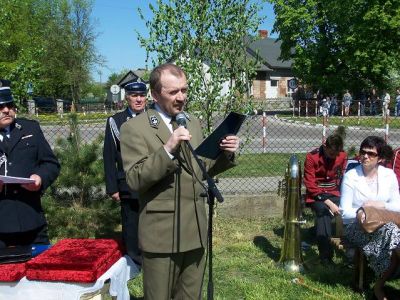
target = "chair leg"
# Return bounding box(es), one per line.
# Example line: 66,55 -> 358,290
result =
353,248 -> 367,292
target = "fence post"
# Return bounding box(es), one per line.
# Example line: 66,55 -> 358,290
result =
341,102 -> 344,123
305,100 -> 308,118
27,99 -> 36,116
357,101 -> 360,125
298,100 -> 301,117
262,111 -> 267,153
385,109 -> 390,143
322,110 -> 327,144
315,100 -> 318,121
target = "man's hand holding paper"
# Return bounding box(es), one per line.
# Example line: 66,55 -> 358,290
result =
219,135 -> 240,154
21,174 -> 42,191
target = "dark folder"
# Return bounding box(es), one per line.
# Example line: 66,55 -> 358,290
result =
195,112 -> 246,159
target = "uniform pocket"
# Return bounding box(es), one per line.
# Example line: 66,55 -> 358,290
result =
146,198 -> 175,213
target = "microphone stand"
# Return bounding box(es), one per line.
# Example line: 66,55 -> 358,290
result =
184,141 -> 223,300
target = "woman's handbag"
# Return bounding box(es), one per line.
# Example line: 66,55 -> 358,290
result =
356,206 -> 400,233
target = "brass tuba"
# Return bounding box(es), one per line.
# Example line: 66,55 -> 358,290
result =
279,154 -> 305,272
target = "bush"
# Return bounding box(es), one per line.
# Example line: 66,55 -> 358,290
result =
43,193 -> 120,240
51,113 -> 104,207
44,113 -> 121,240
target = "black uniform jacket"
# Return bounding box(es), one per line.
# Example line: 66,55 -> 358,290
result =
103,108 -> 138,199
0,118 -> 60,233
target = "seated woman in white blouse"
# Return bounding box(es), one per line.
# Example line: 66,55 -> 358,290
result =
340,136 -> 400,300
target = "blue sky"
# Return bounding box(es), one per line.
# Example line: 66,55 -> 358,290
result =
91,1 -> 276,82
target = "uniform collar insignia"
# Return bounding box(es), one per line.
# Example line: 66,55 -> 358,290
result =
149,115 -> 159,128
15,122 -> 21,130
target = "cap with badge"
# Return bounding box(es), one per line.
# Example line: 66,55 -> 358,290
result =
0,79 -> 13,105
124,82 -> 147,95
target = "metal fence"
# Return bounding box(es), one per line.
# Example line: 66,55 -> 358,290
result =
21,98 -> 400,197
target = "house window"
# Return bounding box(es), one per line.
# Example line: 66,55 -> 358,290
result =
271,80 -> 278,87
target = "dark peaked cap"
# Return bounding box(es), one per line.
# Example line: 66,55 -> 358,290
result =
0,79 -> 13,104
124,82 -> 147,94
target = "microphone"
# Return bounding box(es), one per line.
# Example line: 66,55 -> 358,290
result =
175,112 -> 187,128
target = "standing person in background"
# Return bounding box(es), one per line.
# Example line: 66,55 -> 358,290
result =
120,63 -> 240,300
340,136 -> 400,300
369,88 -> 378,116
360,90 -> 367,116
343,90 -> 352,117
303,134 -> 348,265
103,81 -> 147,266
382,91 -> 391,118
329,94 -> 338,116
396,88 -> 400,117
0,79 -> 60,248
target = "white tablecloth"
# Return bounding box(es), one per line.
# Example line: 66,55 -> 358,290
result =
0,255 -> 140,300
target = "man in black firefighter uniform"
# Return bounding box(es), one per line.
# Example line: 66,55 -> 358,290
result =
103,81 -> 147,265
0,79 -> 60,248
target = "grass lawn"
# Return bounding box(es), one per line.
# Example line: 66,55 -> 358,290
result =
127,211 -> 400,299
221,153 -> 306,178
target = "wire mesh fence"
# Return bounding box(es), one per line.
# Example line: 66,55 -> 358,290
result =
19,98 -> 400,197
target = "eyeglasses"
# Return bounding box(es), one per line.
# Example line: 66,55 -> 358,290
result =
359,149 -> 378,158
0,102 -> 15,110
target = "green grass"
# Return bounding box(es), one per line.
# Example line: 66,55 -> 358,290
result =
279,115 -> 400,129
221,153 -> 306,178
128,212 -> 400,299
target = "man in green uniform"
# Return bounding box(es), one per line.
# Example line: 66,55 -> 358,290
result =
120,63 -> 239,299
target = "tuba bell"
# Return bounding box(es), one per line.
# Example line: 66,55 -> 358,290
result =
279,154 -> 305,272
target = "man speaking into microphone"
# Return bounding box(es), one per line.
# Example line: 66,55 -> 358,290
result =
120,63 -> 239,300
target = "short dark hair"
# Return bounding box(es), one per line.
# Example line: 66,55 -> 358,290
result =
325,134 -> 343,153
149,63 -> 186,94
360,136 -> 393,160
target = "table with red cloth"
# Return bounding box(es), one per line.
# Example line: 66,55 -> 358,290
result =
0,239 -> 140,300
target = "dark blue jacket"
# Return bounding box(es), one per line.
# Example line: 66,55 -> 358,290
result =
0,118 -> 60,233
103,108 -> 138,199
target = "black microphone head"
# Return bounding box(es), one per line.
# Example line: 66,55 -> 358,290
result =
175,112 -> 187,128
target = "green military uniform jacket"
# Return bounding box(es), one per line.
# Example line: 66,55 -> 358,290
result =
120,109 -> 235,253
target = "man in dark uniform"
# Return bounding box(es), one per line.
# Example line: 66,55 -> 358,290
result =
303,134 -> 347,264
103,81 -> 147,265
0,79 -> 60,248
120,63 -> 240,300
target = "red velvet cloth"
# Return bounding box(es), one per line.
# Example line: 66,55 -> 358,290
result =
26,239 -> 123,283
0,262 -> 26,281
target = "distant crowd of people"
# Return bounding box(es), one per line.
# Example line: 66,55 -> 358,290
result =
293,88 -> 400,118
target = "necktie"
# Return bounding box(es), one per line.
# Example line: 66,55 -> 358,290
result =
0,129 -> 9,155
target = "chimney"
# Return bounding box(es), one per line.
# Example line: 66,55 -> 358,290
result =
258,30 -> 268,39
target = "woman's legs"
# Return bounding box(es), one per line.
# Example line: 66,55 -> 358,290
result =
374,249 -> 400,300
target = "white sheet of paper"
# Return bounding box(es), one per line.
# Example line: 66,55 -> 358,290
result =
0,175 -> 35,184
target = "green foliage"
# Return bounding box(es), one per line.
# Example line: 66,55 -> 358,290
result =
106,69 -> 130,87
138,0 -> 265,133
43,193 -> 120,240
270,0 -> 400,93
51,113 -> 104,207
0,0 -> 102,107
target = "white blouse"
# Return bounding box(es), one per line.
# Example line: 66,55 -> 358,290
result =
340,165 -> 400,224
